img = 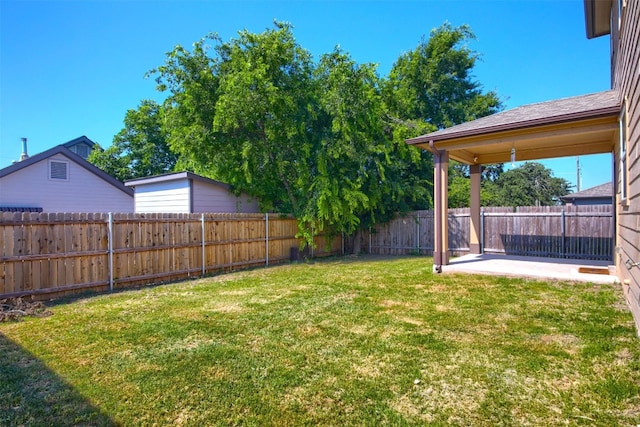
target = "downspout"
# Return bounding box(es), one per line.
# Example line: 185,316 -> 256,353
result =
427,141 -> 443,273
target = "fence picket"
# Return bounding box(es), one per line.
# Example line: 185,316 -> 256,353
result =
362,205 -> 613,261
0,212 -> 341,299
1,207 -> 609,300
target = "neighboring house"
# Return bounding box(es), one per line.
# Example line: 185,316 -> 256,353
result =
62,135 -> 96,160
406,1 -> 640,327
560,182 -> 613,206
0,137 -> 133,213
124,172 -> 260,214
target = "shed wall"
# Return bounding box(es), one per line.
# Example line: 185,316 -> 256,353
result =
192,180 -> 260,213
133,179 -> 191,213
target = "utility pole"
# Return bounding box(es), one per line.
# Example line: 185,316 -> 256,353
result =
576,156 -> 582,192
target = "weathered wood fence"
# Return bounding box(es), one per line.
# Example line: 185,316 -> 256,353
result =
362,205 -> 614,261
0,212 -> 341,299
1,206 -> 614,299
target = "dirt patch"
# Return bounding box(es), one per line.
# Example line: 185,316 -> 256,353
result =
0,297 -> 52,322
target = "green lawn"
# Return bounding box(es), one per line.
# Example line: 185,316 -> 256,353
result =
1,255 -> 639,426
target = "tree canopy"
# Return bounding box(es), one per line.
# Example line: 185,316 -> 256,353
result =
88,100 -> 177,181
448,161 -> 572,208
92,21 -> 503,243
495,162 -> 572,207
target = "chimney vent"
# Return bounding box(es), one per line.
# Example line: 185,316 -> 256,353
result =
20,137 -> 29,161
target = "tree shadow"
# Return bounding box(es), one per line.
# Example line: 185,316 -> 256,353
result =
0,332 -> 117,426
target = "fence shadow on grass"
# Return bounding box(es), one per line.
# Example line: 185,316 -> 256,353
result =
0,332 -> 117,427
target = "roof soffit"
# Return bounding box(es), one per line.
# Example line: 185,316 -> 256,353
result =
407,91 -> 620,165
411,115 -> 619,165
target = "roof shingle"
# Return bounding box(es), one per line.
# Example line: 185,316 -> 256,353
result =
407,90 -> 620,144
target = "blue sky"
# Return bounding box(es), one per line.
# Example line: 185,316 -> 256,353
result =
0,0 -> 612,191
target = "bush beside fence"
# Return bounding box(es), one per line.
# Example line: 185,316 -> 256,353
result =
0,212 -> 341,299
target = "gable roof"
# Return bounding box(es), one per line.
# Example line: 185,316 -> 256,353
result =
61,135 -> 96,150
560,182 -> 613,201
406,90 -> 620,165
125,171 -> 233,191
0,143 -> 133,197
408,91 -> 620,144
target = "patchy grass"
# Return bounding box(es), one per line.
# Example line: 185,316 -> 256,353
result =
1,255 -> 639,426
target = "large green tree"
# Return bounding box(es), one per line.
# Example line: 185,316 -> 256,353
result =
88,100 -> 177,181
382,23 -> 503,213
301,48 -> 391,239
384,23 -> 502,130
495,162 -> 572,207
153,25 -> 317,214
154,23 -> 387,241
138,21 -> 503,242
448,161 -> 571,208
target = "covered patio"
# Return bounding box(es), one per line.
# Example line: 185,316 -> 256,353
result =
406,90 -> 621,277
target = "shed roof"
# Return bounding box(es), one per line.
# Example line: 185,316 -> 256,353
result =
406,90 -> 620,165
124,171 -> 232,190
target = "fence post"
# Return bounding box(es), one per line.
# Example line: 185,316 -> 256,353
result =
561,209 -> 566,258
415,215 -> 419,253
265,213 -> 269,266
369,227 -> 372,254
480,210 -> 485,254
108,212 -> 114,292
311,224 -> 315,258
201,213 -> 206,276
341,231 -> 344,255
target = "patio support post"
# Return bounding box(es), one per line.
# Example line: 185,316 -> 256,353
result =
469,164 -> 482,254
431,142 -> 449,272
440,151 -> 449,266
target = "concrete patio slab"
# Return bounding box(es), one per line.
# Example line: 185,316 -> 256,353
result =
443,254 -> 618,284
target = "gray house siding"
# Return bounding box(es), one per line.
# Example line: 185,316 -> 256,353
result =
612,0 -> 640,327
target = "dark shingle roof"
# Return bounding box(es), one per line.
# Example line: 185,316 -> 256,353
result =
561,182 -> 612,201
407,90 -> 620,144
62,135 -> 95,149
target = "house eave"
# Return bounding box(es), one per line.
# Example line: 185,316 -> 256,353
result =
584,0 -> 612,39
406,104 -> 620,146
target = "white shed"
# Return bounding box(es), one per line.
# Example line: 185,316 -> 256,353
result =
125,172 -> 260,214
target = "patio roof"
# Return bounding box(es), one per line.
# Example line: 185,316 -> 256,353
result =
406,90 -> 620,165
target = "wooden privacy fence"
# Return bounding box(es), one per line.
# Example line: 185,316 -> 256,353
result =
362,205 -> 614,261
0,212 -> 341,299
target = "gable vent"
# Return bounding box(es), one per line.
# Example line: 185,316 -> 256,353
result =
50,160 -> 68,180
